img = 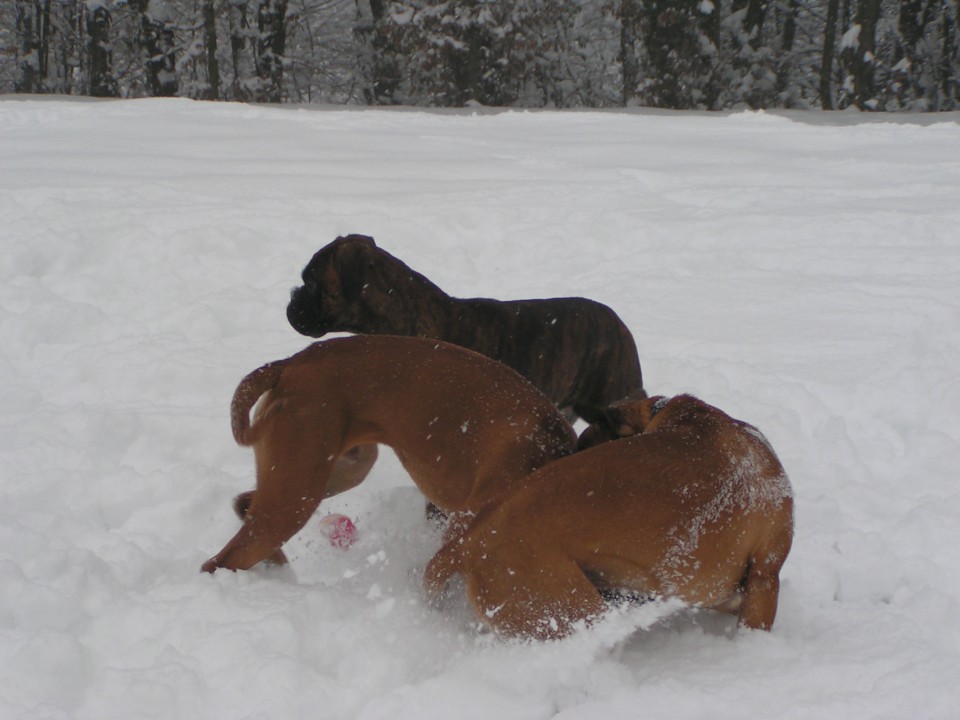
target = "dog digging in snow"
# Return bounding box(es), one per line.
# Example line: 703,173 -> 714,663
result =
424,394 -> 794,639
201,335 -> 577,574
286,234 -> 645,422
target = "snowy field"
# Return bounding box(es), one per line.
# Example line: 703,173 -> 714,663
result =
2,97 -> 959,719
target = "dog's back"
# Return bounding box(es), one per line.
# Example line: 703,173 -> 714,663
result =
425,394 -> 793,638
443,295 -> 642,420
564,400 -> 792,603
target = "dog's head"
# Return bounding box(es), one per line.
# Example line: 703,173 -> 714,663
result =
287,234 -> 383,337
576,394 -> 668,450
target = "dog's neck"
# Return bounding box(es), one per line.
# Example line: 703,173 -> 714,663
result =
363,252 -> 455,336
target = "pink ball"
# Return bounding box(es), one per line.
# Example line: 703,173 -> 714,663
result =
319,514 -> 357,548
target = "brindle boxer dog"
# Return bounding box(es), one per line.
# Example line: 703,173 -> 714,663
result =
286,235 -> 644,422
424,394 -> 794,639
201,335 -> 577,574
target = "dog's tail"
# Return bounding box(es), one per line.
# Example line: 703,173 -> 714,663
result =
230,360 -> 287,446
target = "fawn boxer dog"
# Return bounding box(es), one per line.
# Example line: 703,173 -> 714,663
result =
201,335 -> 577,574
286,235 -> 644,422
424,394 -> 794,639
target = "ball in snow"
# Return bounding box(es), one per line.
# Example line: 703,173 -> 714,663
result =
319,514 -> 358,548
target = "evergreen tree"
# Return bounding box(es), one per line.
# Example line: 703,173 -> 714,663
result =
87,2 -> 118,97
637,0 -> 720,109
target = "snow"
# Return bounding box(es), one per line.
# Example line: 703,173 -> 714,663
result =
2,96 -> 959,719
840,24 -> 862,51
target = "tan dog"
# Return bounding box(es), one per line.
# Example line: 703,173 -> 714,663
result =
424,394 -> 794,639
201,335 -> 577,574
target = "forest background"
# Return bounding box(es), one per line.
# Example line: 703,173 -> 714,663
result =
2,0 -> 958,112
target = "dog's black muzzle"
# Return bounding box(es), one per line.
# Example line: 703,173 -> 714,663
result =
287,286 -> 326,337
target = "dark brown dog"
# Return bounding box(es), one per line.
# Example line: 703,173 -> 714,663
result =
201,335 -> 577,574
286,235 -> 643,421
424,394 -> 794,639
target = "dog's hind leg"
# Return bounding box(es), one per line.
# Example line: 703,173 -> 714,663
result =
736,553 -> 784,631
424,519 -> 607,639
737,513 -> 793,630
468,555 -> 608,640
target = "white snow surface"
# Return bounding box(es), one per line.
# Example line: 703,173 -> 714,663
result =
2,97 -> 959,719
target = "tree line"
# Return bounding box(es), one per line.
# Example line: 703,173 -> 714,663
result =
2,0 -> 957,111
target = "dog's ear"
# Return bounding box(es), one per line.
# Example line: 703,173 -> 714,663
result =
578,402 -> 640,439
340,234 -> 376,248
604,395 -> 668,436
634,395 -> 671,433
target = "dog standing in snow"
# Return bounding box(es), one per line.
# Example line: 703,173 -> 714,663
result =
201,335 -> 577,574
424,394 -> 794,639
286,234 -> 644,422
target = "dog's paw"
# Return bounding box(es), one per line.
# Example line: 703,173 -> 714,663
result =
200,558 -> 226,574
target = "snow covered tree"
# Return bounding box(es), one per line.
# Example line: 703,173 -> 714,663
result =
355,0 -> 400,103
722,0 -> 780,107
820,0 -> 841,107
888,0 -> 959,109
202,0 -> 220,99
535,0 -> 620,107
283,0 -> 364,102
366,0 -> 618,107
619,0 -> 640,103
635,0 -> 720,109
88,2 -> 119,96
256,0 -> 287,101
938,1 -> 958,108
0,0 -> 956,109
13,0 -> 50,93
846,0 -> 882,108
369,0 -> 517,106
128,0 -> 179,96
225,0 -> 255,100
